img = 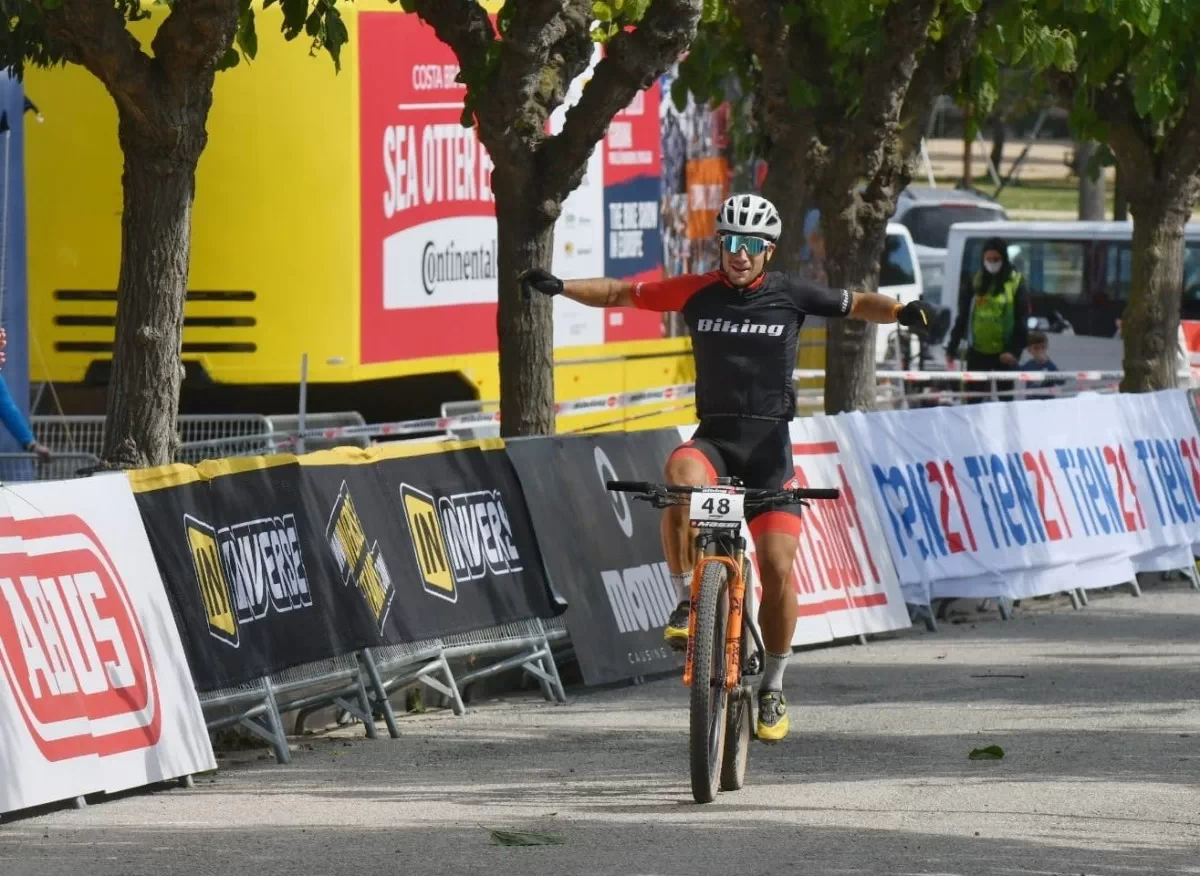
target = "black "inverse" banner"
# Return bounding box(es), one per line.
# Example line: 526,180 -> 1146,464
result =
132,442 -> 561,692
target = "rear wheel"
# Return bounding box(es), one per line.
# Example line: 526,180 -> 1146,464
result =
689,560 -> 729,804
719,686 -> 751,791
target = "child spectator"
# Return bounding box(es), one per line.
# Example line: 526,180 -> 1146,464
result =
1020,330 -> 1064,400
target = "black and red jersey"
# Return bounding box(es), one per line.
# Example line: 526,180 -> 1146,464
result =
632,270 -> 851,420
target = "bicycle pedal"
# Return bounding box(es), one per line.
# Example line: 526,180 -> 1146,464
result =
745,654 -> 762,676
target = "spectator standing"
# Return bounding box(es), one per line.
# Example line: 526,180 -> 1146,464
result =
946,236 -> 1031,403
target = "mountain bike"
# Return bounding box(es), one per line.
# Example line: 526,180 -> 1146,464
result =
606,477 -> 840,804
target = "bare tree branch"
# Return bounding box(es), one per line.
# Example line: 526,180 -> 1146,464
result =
538,0 -> 702,210
845,0 -> 937,169
1163,78 -> 1200,188
484,0 -> 593,147
728,0 -> 812,146
44,0 -> 154,113
1089,76 -> 1159,189
151,0 -> 238,81
900,0 -> 1002,154
409,0 -> 496,81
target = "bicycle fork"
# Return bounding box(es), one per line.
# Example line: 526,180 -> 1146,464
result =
681,537 -> 748,691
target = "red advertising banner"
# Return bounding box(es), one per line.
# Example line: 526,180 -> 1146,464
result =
359,12 -> 499,364
359,12 -> 666,362
603,84 -> 665,342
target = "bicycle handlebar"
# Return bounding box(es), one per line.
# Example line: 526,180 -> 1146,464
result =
605,480 -> 656,494
605,480 -> 840,502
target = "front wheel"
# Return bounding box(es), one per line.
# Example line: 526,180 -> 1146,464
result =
689,560 -> 729,804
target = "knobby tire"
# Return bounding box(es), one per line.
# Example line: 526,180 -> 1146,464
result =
689,561 -> 729,804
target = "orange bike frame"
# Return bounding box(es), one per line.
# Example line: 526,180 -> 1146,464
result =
681,552 -> 746,692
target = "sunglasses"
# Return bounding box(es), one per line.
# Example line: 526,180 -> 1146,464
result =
719,234 -> 771,256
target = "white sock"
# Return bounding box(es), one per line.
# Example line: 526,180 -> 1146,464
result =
761,650 -> 790,692
670,571 -> 691,604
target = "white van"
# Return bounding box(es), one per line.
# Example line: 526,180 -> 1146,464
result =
943,220 -> 1200,372
798,211 -> 924,364
876,223 -> 925,364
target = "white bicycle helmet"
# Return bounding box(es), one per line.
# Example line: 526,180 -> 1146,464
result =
716,193 -> 782,242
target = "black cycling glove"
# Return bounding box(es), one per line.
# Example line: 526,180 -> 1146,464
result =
519,268 -> 563,298
896,300 -> 936,334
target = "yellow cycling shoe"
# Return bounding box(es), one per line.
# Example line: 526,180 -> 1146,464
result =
663,601 -> 690,652
757,690 -> 789,742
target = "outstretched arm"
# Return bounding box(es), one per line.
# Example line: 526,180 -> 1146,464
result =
561,278 -> 635,309
849,291 -> 905,323
521,268 -> 706,313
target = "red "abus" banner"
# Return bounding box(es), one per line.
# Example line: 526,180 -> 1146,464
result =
0,476 -> 215,816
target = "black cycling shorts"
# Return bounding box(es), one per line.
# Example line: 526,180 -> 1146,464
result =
668,416 -> 802,535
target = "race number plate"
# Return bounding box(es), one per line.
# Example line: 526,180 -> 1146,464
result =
688,490 -> 745,529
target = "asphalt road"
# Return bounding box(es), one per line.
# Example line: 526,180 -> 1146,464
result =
3,585 -> 1199,876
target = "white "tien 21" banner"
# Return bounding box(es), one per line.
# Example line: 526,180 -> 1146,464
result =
834,389 -> 1200,603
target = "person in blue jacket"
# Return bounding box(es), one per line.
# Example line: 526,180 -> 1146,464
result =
0,329 -> 51,461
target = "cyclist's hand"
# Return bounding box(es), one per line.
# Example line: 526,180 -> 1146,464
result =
519,268 -> 563,299
897,300 -> 935,335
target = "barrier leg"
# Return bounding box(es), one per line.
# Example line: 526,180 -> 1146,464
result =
262,683 -> 291,765
1067,589 -> 1082,610
856,634 -> 868,646
73,796 -> 87,810
1077,587 -> 1089,607
359,650 -> 402,740
908,602 -> 937,632
1128,577 -> 1142,598
426,654 -> 466,716
179,775 -> 195,790
352,671 -> 379,739
1187,562 -> 1200,591
539,645 -> 568,705
997,598 -> 1014,621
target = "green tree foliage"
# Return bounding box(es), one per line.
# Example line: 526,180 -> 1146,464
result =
0,0 -> 347,468
1046,0 -> 1200,391
674,0 -> 1071,412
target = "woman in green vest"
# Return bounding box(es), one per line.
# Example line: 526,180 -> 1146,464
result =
946,236 -> 1031,403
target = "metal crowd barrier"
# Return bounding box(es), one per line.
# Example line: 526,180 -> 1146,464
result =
196,620 -> 565,765
0,451 -> 100,482
442,619 -> 567,705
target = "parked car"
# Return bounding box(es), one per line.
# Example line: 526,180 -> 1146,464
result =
889,186 -> 1008,308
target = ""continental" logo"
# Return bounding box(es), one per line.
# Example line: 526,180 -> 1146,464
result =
325,481 -> 395,630
400,483 -> 523,603
184,514 -> 312,649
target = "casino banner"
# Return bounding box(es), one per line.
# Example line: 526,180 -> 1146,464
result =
678,420 -> 912,647
835,390 -> 1200,602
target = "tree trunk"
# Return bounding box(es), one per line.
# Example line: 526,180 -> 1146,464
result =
493,173 -> 556,436
102,108 -> 206,468
819,204 -> 887,413
1114,166 -> 1128,221
961,106 -> 973,187
1120,193 -> 1190,391
1076,140 -> 1106,220
760,148 -> 808,275
989,120 -> 1005,177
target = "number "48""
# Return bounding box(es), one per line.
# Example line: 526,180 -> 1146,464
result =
701,496 -> 731,515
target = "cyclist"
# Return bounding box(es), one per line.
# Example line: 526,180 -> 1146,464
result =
521,193 -> 933,742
